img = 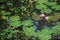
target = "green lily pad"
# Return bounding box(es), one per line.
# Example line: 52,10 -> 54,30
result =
40,28 -> 52,35
41,9 -> 52,14
9,16 -> 20,21
22,20 -> 33,26
10,21 -> 22,28
35,28 -> 52,40
52,5 -> 60,10
36,4 -> 47,10
38,0 -> 48,4
52,23 -> 60,35
23,27 -> 35,36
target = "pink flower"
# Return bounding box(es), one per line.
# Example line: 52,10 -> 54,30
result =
45,16 -> 49,20
40,14 -> 45,18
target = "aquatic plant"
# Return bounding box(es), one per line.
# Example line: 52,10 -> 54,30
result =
0,0 -> 60,40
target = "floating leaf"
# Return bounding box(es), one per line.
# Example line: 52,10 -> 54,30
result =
10,21 -> 22,28
39,34 -> 51,40
36,4 -> 47,10
46,2 -> 57,6
40,28 -> 52,35
36,0 -> 60,14
48,16 -> 58,21
22,20 -> 33,26
35,28 -> 52,40
41,9 -> 52,14
52,22 -> 60,35
37,0 -> 48,4
23,27 -> 35,36
9,16 -> 20,21
52,5 -> 60,10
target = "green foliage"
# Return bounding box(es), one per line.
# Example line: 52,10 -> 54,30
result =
0,0 -> 5,2
0,5 -> 5,9
36,0 -> 60,14
36,4 -> 47,10
52,22 -> 60,35
32,13 -> 41,20
37,0 -> 48,4
22,20 -> 33,26
35,28 -> 52,40
9,16 -> 20,21
46,2 -> 57,6
23,27 -> 35,36
8,16 -> 22,28
41,8 -> 52,14
9,17 -> 34,28
40,28 -> 52,35
0,28 -> 20,39
39,34 -> 51,40
7,2 -> 13,7
52,5 -> 60,10
0,0 -> 60,40
48,16 -> 58,21
54,12 -> 60,19
10,21 -> 22,28
0,10 -> 11,15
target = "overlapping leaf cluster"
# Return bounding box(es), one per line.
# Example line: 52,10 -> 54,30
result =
0,0 -> 60,40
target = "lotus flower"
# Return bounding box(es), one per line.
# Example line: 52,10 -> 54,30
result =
40,14 -> 45,18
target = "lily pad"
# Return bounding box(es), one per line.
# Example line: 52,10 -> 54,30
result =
10,21 -> 22,28
9,16 -> 20,21
22,20 -> 33,26
23,27 -> 35,36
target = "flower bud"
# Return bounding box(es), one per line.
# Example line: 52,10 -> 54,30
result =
45,16 -> 49,20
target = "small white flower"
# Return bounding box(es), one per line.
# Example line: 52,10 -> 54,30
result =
45,17 -> 49,20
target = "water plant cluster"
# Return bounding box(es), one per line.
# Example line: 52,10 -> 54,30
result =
0,0 -> 60,40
